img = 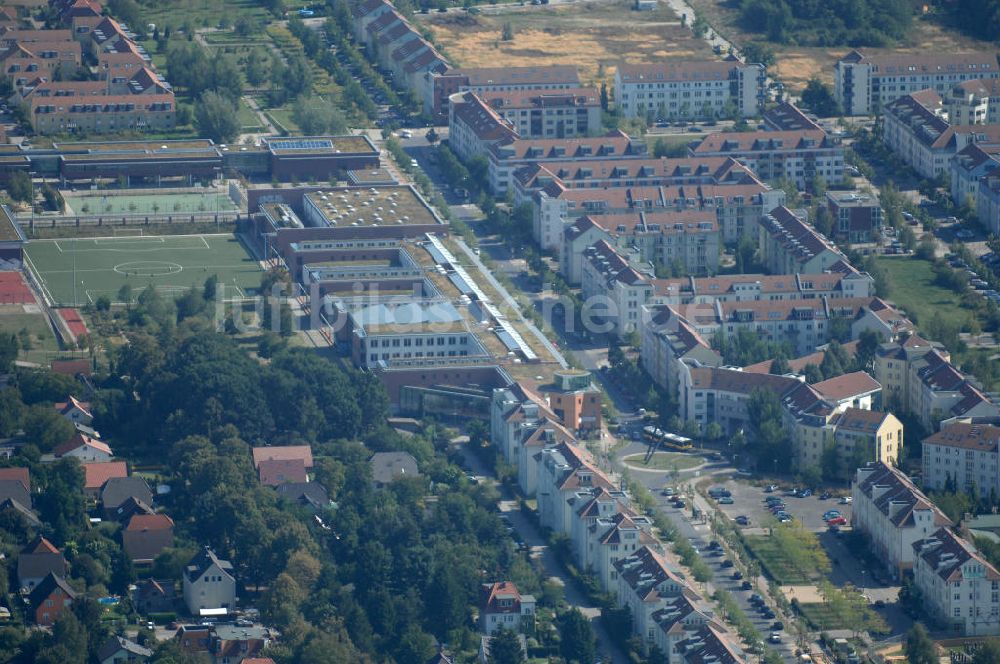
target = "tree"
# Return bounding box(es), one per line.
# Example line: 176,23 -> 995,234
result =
800,78 -> 841,117
972,638 -> 1000,664
196,91 -> 240,143
705,422 -> 723,442
558,608 -> 596,664
0,332 -> 16,372
501,22 -> 514,41
6,171 -> 32,204
488,628 -> 525,664
292,96 -> 348,135
905,623 -> 937,664
107,0 -> 142,30
769,356 -> 791,375
22,406 -> 74,452
741,42 -> 776,67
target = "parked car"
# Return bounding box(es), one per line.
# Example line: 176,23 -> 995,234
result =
735,515 -> 750,526
823,510 -> 842,520
800,489 -> 813,497
820,491 -> 832,500
827,516 -> 847,526
721,559 -> 734,568
839,496 -> 852,504
769,633 -> 782,644
764,484 -> 778,493
771,621 -> 784,631
731,571 -> 743,580
717,496 -> 735,504
741,581 -> 753,590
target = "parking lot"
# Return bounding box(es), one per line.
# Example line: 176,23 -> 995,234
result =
705,479 -> 852,533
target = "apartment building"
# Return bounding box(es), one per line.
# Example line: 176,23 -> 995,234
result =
487,131 -> 648,195
951,143 -> 1000,207
613,546 -> 692,655
579,240 -> 654,339
0,37 -> 81,82
979,173 -> 1000,235
835,51 -> 1000,116
583,510 -> 658,593
570,487 -> 630,576
30,92 -> 175,134
946,78 -> 1000,126
447,91 -> 518,163
762,101 -> 823,132
825,191 -> 884,243
852,462 -> 953,580
421,64 -> 581,121
653,270 -> 875,307
478,87 -> 601,140
651,597 -> 719,664
614,60 -> 766,120
690,130 -> 844,189
640,304 -> 722,397
757,206 -> 846,275
537,442 -> 615,536
875,335 -> 999,431
922,422 -> 1000,500
882,91 -> 1000,179
560,210 -> 720,283
911,527 -> 1000,636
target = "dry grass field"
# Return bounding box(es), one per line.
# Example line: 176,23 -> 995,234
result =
418,0 -> 716,85
686,1 -> 999,92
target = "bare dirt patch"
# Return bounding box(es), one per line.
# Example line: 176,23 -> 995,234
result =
418,0 -> 715,85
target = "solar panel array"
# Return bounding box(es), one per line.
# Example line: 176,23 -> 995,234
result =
269,138 -> 333,151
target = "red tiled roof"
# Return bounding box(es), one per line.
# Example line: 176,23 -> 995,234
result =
0,467 -> 30,491
811,371 -> 881,402
126,513 -> 174,532
257,458 -> 307,486
252,445 -> 313,469
83,461 -> 127,490
54,433 -> 111,458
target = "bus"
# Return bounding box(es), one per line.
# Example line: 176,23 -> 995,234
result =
642,426 -> 694,451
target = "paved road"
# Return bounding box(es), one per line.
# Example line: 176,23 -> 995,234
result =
455,441 -> 629,664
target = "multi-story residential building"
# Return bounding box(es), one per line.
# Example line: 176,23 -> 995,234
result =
826,191 -> 884,244
911,527 -> 1000,636
824,407 -> 902,475
946,78 -> 1000,126
653,270 -> 875,307
650,595 -> 717,664
447,90 -> 518,163
613,545 -> 691,653
640,305 -> 722,397
835,51 -> 1000,116
478,87 -> 601,140
979,173 -> 1000,235
537,442 -> 615,535
571,487 -> 631,574
922,422 -> 1000,500
421,64 -> 581,121
560,210 -> 720,282
882,91 -> 1000,179
1,37 -> 81,83
614,60 -> 766,120
852,462 -> 953,580
951,143 -> 1000,207
674,624 -> 745,664
757,206 -> 846,275
479,581 -> 536,635
584,510 -> 657,593
579,240 -> 654,339
183,548 -> 236,617
541,369 -> 603,434
875,335 -> 999,431
23,78 -> 175,135
690,130 -> 844,189
487,131 -> 648,195
532,176 -> 780,248
762,101 -> 823,132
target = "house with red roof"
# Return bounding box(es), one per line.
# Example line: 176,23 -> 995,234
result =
0,466 -> 30,491
55,432 -> 112,462
479,581 -> 535,635
28,572 -> 76,626
123,513 -> 174,564
83,460 -> 128,498
54,396 -> 92,425
252,445 -> 313,470
17,536 -> 67,591
257,458 -> 307,487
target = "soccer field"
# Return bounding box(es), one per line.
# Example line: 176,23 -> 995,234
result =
24,233 -> 263,306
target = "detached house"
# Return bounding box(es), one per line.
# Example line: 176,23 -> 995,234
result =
83,460 -> 128,499
183,548 -> 236,617
17,536 -> 67,591
479,581 -> 536,635
54,396 -> 92,425
55,433 -> 112,462
97,635 -> 152,664
123,514 -> 174,564
28,572 -> 76,626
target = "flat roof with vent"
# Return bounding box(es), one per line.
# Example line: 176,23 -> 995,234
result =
303,185 -> 443,229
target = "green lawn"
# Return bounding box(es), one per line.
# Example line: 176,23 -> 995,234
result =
743,536 -> 816,585
25,233 -> 263,306
237,99 -> 264,130
874,256 -> 969,327
0,308 -> 61,360
622,452 -> 703,471
796,602 -> 890,635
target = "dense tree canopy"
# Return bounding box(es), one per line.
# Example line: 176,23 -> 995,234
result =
737,0 -> 913,46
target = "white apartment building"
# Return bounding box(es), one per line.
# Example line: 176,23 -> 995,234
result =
478,87 -> 602,140
447,91 -> 518,164
583,511 -> 656,593
640,305 -> 722,397
922,422 -> 1000,500
579,240 -> 653,339
881,91 -> 1000,179
835,51 -> 1000,116
537,443 -> 615,535
912,527 -> 1000,636
614,61 -> 766,120
946,78 -> 1000,126
614,546 -> 691,654
560,210 -> 720,283
951,143 -> 1000,207
650,595 -> 716,664
690,130 -> 844,189
654,270 -> 874,307
571,487 -> 631,569
479,581 -> 536,635
979,173 -> 1000,235
851,462 -> 952,580
757,206 -> 846,276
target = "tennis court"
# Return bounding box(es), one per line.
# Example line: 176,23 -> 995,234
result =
64,191 -> 238,216
24,233 -> 263,306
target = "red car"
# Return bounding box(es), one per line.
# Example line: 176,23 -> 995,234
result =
827,516 -> 847,526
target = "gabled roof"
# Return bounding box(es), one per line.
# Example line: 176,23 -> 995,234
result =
855,461 -> 951,529
27,572 -> 76,608
22,536 -> 59,555
481,581 -> 529,614
0,467 -> 30,491
83,461 -> 128,490
97,635 -> 153,662
613,545 -> 688,602
126,513 -> 174,532
811,371 -> 882,402
0,497 -> 40,525
923,422 -> 1000,453
913,527 -> 1000,582
100,476 -> 152,510
275,481 -> 330,509
55,395 -> 91,419
184,548 -> 233,584
369,451 -> 419,484
258,458 -> 307,486
252,445 -> 313,469
54,432 -> 112,458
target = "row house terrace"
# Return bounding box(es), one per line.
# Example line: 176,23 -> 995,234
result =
614,545 -> 693,655
537,442 -> 614,535
653,269 -> 874,307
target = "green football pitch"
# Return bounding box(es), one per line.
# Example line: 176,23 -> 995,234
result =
24,233 -> 264,306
